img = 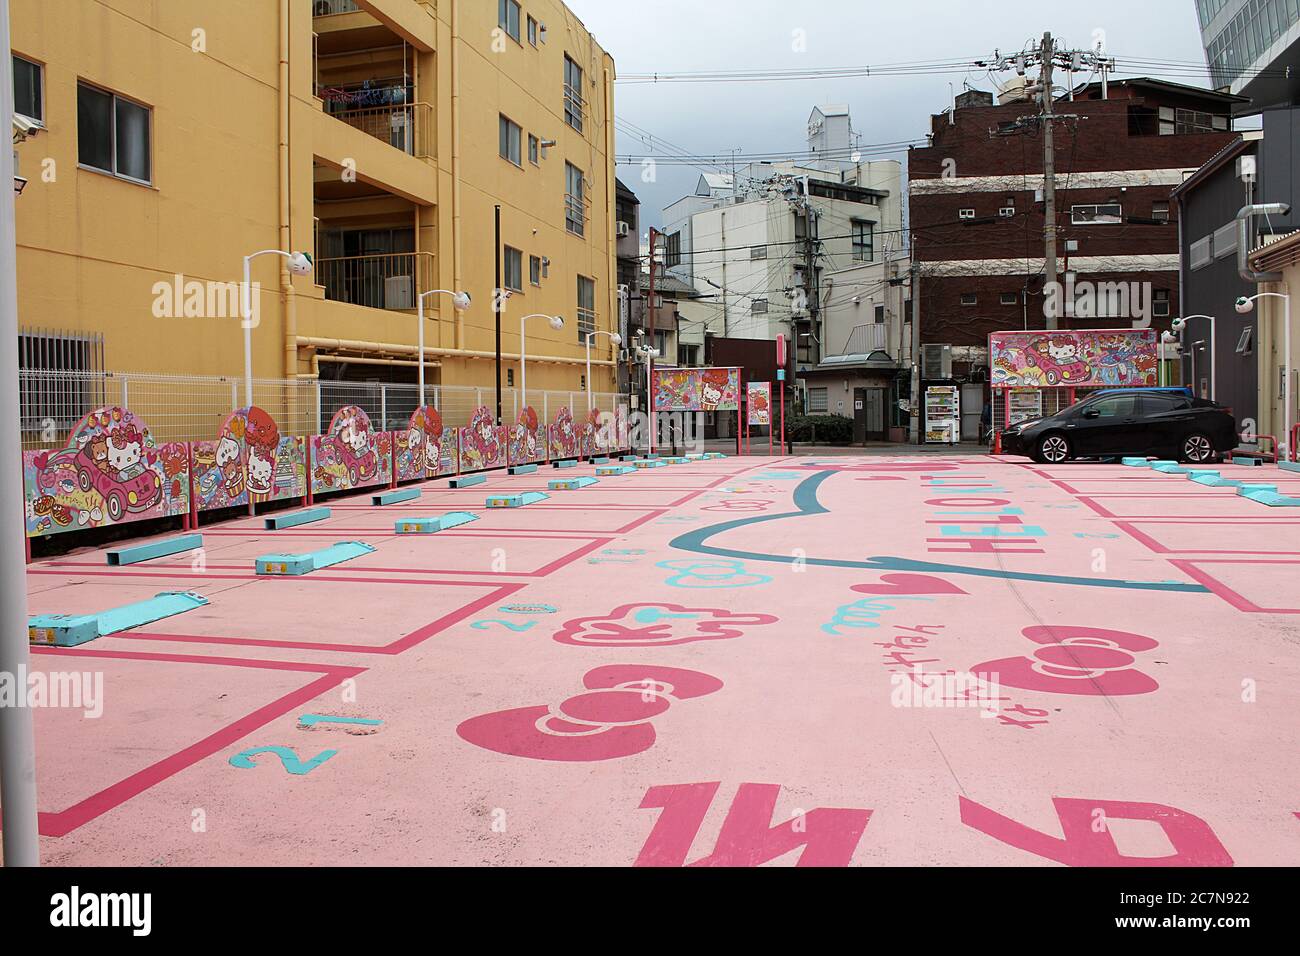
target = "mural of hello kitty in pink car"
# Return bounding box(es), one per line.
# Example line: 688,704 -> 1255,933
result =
311,405 -> 392,494
23,407 -> 189,538
1025,336 -> 1090,386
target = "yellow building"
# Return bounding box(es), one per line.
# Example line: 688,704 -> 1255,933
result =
11,0 -> 619,436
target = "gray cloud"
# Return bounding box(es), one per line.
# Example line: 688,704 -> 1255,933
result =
565,0 -> 1211,226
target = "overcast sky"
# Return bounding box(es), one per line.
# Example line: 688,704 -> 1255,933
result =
563,0 -> 1213,227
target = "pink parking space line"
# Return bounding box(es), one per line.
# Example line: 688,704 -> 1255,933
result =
1113,520 -> 1300,556
125,581 -> 525,655
1167,559 -> 1300,614
0,647 -> 365,839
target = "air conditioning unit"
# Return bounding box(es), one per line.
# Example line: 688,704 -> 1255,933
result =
390,112 -> 412,155
616,221 -> 630,237
921,343 -> 952,380
385,276 -> 414,310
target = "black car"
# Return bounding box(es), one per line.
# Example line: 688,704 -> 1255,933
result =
999,388 -> 1237,464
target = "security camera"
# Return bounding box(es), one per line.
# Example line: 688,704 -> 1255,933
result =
12,113 -> 39,138
1235,296 -> 1254,314
287,252 -> 314,277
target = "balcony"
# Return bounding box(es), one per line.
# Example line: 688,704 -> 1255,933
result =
813,324 -> 899,373
324,99 -> 433,159
317,252 -> 435,312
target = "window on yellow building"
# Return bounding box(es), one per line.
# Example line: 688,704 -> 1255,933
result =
565,163 -> 586,236
504,247 -> 524,292
13,55 -> 42,125
564,55 -> 584,133
499,115 -> 522,166
498,0 -> 521,43
577,275 -> 596,341
530,255 -> 542,286
78,81 -> 151,184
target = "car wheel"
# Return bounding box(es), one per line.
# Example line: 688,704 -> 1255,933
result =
1182,432 -> 1216,464
1034,433 -> 1072,464
106,493 -> 123,522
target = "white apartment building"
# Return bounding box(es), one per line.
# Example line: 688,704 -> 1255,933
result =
658,106 -> 907,415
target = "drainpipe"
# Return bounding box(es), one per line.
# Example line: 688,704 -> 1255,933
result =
451,0 -> 464,350
279,0 -> 297,414
604,65 -> 617,395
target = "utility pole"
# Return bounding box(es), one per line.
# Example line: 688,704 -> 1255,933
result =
0,0 -> 42,867
1040,32 -> 1059,330
977,39 -> 1110,332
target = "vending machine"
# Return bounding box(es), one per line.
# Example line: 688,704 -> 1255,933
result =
924,385 -> 960,444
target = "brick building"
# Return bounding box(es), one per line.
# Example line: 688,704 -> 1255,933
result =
907,78 -> 1243,379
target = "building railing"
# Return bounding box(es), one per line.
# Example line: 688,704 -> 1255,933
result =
311,0 -> 360,16
17,369 -> 624,451
323,101 -> 433,159
317,252 -> 436,311
837,323 -> 890,357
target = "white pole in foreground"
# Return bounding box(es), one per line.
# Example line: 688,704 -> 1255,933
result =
0,0 -> 43,866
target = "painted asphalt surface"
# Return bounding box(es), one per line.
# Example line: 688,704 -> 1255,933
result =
7,454 -> 1300,866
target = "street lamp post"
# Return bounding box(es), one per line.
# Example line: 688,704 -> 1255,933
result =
241,249 -> 313,408
416,289 -> 472,407
1172,314 -> 1215,400
1159,330 -> 1180,388
519,313 -> 565,411
584,330 -> 622,416
1236,293 -> 1292,458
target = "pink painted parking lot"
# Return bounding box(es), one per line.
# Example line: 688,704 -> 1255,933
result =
8,454 -> 1300,866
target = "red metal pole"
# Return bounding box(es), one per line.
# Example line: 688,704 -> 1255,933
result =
780,383 -> 786,455
305,438 -> 314,506
186,442 -> 197,531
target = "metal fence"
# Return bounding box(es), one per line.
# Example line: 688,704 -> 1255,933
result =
18,369 -> 622,451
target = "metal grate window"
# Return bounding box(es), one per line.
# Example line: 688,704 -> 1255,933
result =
577,275 -> 596,341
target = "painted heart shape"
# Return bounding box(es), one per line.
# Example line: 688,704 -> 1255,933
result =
851,574 -> 969,597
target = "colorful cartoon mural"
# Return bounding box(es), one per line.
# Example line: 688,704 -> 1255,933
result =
311,405 -> 392,495
652,367 -> 742,412
989,330 -> 1158,388
582,408 -> 608,457
508,406 -> 543,466
395,406 -> 445,482
192,407 -> 306,512
747,383 -> 772,426
22,407 -> 190,539
616,404 -> 629,451
459,405 -> 506,473
548,406 -> 579,461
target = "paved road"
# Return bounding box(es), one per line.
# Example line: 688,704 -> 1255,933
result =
11,453 -> 1300,865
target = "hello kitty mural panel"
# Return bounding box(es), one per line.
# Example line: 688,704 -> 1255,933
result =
311,405 -> 392,494
989,329 -> 1158,389
23,407 -> 189,539
193,407 -> 305,512
651,368 -> 742,412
